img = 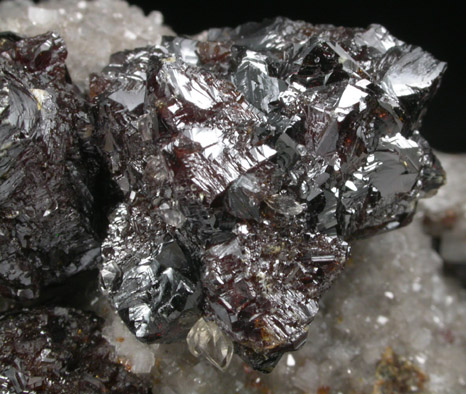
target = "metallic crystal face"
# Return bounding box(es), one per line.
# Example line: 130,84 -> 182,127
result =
0,307 -> 151,393
202,221 -> 349,370
0,32 -> 103,300
100,202 -> 201,343
93,17 -> 446,371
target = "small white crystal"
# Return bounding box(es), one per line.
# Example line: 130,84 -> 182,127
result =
101,307 -> 159,374
286,354 -> 296,367
384,291 -> 394,299
0,0 -> 174,89
28,6 -> 58,25
159,205 -> 187,228
265,193 -> 304,216
376,315 -> 389,325
187,318 -> 234,371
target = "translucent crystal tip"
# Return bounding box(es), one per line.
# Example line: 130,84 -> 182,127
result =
187,318 -> 234,371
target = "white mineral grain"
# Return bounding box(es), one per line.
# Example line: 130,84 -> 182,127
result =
421,153 -> 466,264
3,1 -> 465,391
94,153 -> 466,393
0,0 -> 174,89
93,298 -> 159,374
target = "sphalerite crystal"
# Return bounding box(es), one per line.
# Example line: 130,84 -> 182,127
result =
93,18 -> 446,371
0,32 -> 107,301
0,306 -> 151,393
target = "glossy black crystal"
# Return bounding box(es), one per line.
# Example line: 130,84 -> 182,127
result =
0,32 -> 106,301
93,18 -> 446,371
0,307 -> 151,393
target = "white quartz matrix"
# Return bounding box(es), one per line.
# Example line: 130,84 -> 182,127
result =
0,0 -> 173,89
95,152 -> 466,391
98,153 -> 466,393
1,1 -> 465,392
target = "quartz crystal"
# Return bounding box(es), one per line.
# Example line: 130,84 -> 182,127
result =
0,32 -> 105,301
99,153 -> 466,393
187,317 -> 234,371
0,306 -> 151,393
93,17 -> 446,371
0,0 -> 173,89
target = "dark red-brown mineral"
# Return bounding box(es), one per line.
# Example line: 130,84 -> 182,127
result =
0,307 -> 151,393
0,32 -> 108,302
93,18 -> 446,371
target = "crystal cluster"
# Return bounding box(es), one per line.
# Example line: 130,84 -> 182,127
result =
0,0 -> 173,89
0,31 -> 105,301
92,18 -> 446,371
95,154 -> 466,393
2,0 -> 462,389
0,306 -> 151,393
99,170 -> 466,394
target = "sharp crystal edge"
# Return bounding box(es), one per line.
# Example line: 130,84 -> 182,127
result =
93,17 -> 446,372
0,16 -> 440,373
187,317 -> 234,371
0,32 -> 109,301
0,306 -> 152,393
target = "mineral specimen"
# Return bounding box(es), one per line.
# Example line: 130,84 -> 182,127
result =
100,155 -> 466,393
0,32 -> 106,301
0,306 -> 151,393
94,17 -> 446,371
0,0 -> 173,89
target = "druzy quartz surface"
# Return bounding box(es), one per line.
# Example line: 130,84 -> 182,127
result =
93,17 -> 446,371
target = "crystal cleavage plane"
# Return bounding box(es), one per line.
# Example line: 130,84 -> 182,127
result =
94,17 -> 446,372
0,31 -> 106,301
0,306 -> 152,393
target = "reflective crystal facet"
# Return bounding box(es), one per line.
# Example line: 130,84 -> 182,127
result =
187,317 -> 234,371
0,307 -> 151,393
0,32 -> 106,301
93,18 -> 446,371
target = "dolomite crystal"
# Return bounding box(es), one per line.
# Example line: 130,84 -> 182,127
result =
93,17 -> 446,371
